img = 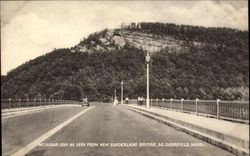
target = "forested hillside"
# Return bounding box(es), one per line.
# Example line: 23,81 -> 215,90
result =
1,22 -> 249,101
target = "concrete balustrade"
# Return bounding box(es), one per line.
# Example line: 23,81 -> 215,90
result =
1,98 -> 82,109
127,98 -> 249,123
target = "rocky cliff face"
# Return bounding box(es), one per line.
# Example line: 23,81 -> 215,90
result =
71,29 -> 205,54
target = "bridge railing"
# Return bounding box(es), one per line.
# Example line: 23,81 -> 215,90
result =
128,98 -> 249,123
1,98 -> 82,109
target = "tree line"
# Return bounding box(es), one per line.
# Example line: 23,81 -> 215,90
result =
1,45 -> 248,101
122,22 -> 248,46
1,22 -> 248,101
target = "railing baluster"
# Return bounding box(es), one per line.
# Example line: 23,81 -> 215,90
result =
162,98 -> 164,109
181,98 -> 184,112
8,98 -> 11,109
216,99 -> 220,119
18,99 -> 21,108
196,99 -> 199,115
170,98 -> 173,110
27,98 -> 29,107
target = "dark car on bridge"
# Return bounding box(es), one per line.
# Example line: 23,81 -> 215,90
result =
81,98 -> 89,107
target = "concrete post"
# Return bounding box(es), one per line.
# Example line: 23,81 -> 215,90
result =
8,98 -> 11,109
170,98 -> 173,110
217,99 -> 220,119
18,98 -> 21,108
27,98 -> 29,107
195,98 -> 199,115
181,98 -> 184,112
34,99 -> 36,107
162,98 -> 165,108
156,98 -> 158,107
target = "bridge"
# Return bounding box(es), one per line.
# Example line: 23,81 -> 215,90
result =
1,99 -> 249,156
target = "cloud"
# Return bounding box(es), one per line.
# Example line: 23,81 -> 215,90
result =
154,1 -> 247,30
1,13 -> 83,75
1,1 -> 248,75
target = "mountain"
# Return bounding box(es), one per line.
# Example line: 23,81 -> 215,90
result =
1,22 -> 249,101
1,75 -> 7,86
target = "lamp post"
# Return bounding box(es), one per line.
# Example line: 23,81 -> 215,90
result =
121,80 -> 124,105
145,52 -> 151,109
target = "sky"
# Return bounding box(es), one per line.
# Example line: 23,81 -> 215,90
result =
1,0 -> 248,75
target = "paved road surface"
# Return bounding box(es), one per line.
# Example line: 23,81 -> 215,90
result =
2,103 -> 234,156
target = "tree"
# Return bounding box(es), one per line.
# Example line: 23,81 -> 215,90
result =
63,86 -> 82,100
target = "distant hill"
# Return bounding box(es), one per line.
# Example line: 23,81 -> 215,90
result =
1,22 -> 249,101
1,75 -> 7,86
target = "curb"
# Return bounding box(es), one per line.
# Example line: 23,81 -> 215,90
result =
2,106 -> 53,113
2,105 -> 81,118
122,105 -> 249,156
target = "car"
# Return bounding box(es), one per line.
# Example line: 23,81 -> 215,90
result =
82,98 -> 89,107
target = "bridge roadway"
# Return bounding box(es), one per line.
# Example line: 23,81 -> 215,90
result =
2,103 -> 234,156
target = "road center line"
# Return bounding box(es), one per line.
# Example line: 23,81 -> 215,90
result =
11,106 -> 95,156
